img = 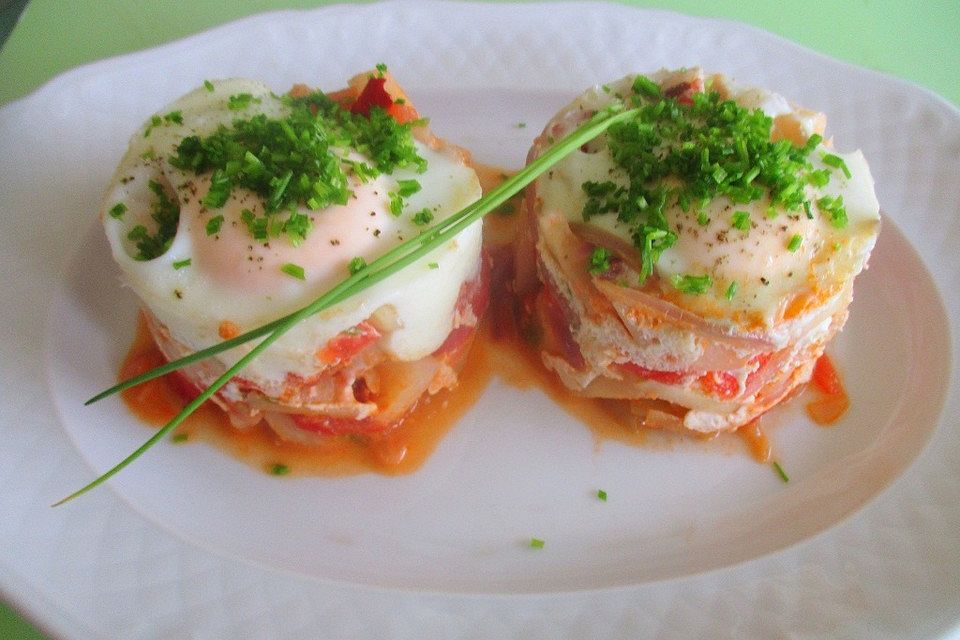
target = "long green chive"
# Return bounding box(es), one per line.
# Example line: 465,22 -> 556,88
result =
56,105 -> 638,506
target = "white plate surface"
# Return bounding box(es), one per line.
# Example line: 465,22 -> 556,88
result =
2,2 -> 959,638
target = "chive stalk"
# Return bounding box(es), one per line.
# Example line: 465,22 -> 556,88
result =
56,104 -> 639,506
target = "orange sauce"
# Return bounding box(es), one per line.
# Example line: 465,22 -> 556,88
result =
805,354 -> 849,425
121,314 -> 494,476
737,420 -> 772,463
119,165 -> 848,476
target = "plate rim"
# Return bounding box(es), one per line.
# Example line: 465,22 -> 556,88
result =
3,1 -> 960,638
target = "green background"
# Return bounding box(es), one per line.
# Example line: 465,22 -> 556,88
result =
1,0 -> 957,637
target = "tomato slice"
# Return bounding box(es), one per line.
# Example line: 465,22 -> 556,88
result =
387,102 -> 421,124
351,76 -> 396,117
698,370 -> 739,399
618,361 -> 688,385
811,355 -> 845,396
315,321 -> 380,367
291,413 -> 380,436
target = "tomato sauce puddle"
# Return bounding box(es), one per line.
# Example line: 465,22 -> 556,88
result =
119,165 -> 847,477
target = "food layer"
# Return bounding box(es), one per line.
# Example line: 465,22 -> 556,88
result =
102,70 -> 485,439
516,68 -> 880,432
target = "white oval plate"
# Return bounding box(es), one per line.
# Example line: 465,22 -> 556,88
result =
2,2 -> 959,638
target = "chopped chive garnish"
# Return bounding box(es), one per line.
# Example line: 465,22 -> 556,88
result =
808,168 -> 830,187
128,181 -> 179,260
205,214 -> 224,236
821,153 -> 852,179
227,93 -> 259,110
280,263 -> 305,280
516,122 -> 527,128
579,77 -> 834,280
144,114 -> 162,137
270,463 -> 290,476
348,256 -> 368,275
171,433 -> 189,443
787,234 -> 802,252
396,179 -> 421,197
597,489 -> 608,502
631,75 -> 661,98
163,111 -> 183,125
529,538 -> 545,549
427,262 -> 439,269
109,202 -> 127,219
772,461 -> 789,483
57,104 -> 640,506
725,280 -> 739,300
172,258 -> 192,270
375,62 -> 388,75
388,191 -> 405,217
587,247 -> 612,275
731,210 -> 751,231
412,208 -> 434,225
817,195 -> 848,229
203,79 -> 215,92
202,169 -> 232,208
671,273 -> 713,295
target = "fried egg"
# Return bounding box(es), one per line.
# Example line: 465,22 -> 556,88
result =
102,77 -> 482,388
